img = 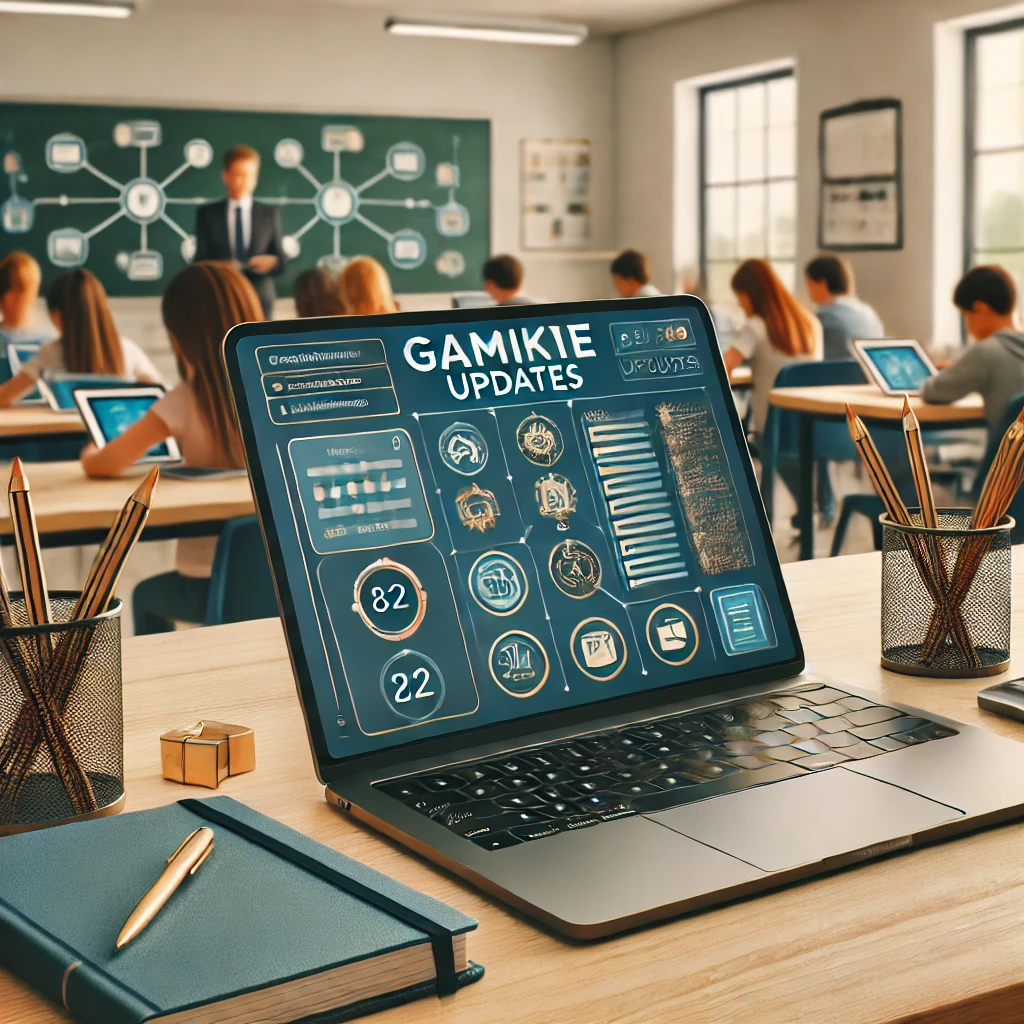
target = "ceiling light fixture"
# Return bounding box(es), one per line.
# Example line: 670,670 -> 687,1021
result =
385,15 -> 587,47
0,0 -> 133,16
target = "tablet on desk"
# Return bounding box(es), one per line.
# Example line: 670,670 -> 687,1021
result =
74,386 -> 181,464
852,339 -> 938,395
37,372 -> 129,411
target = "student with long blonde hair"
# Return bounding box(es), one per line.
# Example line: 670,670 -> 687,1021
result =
339,256 -> 398,315
82,262 -> 263,633
0,251 -> 55,349
722,258 -> 821,438
0,268 -> 160,406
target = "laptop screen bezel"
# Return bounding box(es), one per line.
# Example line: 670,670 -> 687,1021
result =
223,295 -> 806,784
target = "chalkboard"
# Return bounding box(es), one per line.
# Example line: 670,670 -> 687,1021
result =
0,101 -> 490,296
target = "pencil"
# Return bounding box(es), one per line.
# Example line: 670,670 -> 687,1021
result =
846,406 -> 974,664
902,396 -> 938,528
0,459 -> 97,814
0,469 -> 159,810
922,407 -> 1024,660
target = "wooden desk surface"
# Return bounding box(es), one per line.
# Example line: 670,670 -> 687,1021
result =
769,383 -> 985,424
0,461 -> 254,537
0,407 -> 85,438
5,551 -> 1024,1024
729,365 -> 752,387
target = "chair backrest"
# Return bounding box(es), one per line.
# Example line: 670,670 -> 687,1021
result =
204,515 -> 279,627
764,359 -> 867,458
973,392 -> 1024,543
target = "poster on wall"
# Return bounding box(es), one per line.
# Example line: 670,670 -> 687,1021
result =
818,98 -> 902,250
520,138 -> 591,249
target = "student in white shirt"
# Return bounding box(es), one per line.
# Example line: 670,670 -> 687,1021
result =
0,269 -> 160,407
610,249 -> 662,298
81,262 -> 263,634
0,251 -> 57,350
722,259 -> 823,512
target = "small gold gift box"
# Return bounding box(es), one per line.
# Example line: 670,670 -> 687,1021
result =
160,721 -> 255,789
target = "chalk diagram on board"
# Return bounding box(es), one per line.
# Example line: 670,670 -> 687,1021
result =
1,119 -> 471,283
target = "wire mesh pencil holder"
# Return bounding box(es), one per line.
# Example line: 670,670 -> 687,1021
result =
881,510 -> 1013,678
0,593 -> 124,835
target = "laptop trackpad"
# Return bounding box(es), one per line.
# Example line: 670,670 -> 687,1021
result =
649,767 -> 964,873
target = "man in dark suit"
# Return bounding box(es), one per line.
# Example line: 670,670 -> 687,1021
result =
194,144 -> 286,319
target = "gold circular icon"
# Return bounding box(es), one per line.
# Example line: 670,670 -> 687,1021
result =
488,629 -> 550,698
351,557 -> 427,641
645,603 -> 700,666
569,617 -> 627,682
468,550 -> 529,616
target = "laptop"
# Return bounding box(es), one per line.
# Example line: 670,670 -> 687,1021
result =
5,341 -> 47,406
224,296 -> 1024,938
852,338 -> 938,395
37,371 -> 130,411
73,385 -> 181,464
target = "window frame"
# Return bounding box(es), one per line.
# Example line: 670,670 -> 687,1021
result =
698,66 -> 796,302
964,16 -> 1024,275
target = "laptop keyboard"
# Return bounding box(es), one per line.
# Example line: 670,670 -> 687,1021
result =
374,684 -> 957,851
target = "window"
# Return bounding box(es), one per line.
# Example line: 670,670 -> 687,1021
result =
700,70 -> 797,307
966,20 -> 1024,285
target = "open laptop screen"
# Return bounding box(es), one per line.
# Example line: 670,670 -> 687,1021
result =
225,299 -> 799,766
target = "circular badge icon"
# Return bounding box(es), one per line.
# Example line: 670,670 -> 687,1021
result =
570,617 -> 628,682
469,550 -> 529,616
548,539 -> 602,599
646,603 -> 700,666
516,413 -> 564,466
488,630 -> 549,698
380,649 -> 445,722
438,421 -> 488,476
351,557 -> 427,641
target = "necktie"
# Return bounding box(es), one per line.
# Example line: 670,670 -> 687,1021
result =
234,205 -> 246,263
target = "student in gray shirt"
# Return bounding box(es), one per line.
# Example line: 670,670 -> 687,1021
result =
921,265 -> 1024,432
610,249 -> 662,298
805,254 -> 884,361
483,254 -> 536,305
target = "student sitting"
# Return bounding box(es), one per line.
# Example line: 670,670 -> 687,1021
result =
722,259 -> 822,440
482,254 -> 535,305
0,251 -> 56,350
610,249 -> 661,298
805,254 -> 884,361
921,264 -> 1024,432
293,266 -> 344,318
81,262 -> 263,635
339,256 -> 399,315
0,269 -> 160,407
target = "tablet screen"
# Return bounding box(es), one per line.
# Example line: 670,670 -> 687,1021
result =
86,393 -> 173,459
227,300 -> 801,764
861,345 -> 933,392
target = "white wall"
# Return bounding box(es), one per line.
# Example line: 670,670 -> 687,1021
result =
614,0 -> 1021,346
1,0 -> 616,351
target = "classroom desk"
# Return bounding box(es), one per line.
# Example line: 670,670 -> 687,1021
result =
0,461 -> 254,547
729,364 -> 752,388
5,549 -> 1024,1024
0,407 -> 85,440
767,384 -> 987,560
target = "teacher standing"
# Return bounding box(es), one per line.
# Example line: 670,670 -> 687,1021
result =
194,144 -> 286,319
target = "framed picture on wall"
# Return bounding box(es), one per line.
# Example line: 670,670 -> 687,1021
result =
818,98 -> 903,250
520,138 -> 592,249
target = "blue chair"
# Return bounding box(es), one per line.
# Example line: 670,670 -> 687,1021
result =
760,360 -> 867,525
204,516 -> 279,627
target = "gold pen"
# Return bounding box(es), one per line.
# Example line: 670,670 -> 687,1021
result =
116,827 -> 214,951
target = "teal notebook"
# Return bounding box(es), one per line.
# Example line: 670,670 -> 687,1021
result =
0,797 -> 483,1023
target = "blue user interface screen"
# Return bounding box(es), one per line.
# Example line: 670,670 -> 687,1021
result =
48,376 -> 126,410
863,345 -> 933,392
89,395 -> 171,458
231,304 -> 797,761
